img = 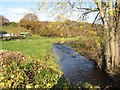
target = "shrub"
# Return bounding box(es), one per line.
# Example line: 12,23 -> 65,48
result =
0,50 -> 62,88
66,29 -> 103,68
2,36 -> 25,41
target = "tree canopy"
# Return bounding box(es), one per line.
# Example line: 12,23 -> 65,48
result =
19,13 -> 40,34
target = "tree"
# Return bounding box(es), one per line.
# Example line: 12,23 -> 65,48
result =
0,15 -> 9,26
19,13 -> 40,34
71,0 -> 120,79
92,0 -> 120,79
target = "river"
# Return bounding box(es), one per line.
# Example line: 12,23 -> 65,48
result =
53,43 -> 111,88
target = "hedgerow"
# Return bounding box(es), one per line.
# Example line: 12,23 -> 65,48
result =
0,50 -> 62,88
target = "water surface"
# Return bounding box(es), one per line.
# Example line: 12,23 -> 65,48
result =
53,43 -> 111,88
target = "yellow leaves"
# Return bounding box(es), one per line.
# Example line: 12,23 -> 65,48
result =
60,27 -> 66,43
68,34 -> 71,37
3,65 -> 6,67
1,50 -> 62,89
7,80 -> 11,86
60,37 -> 65,44
87,30 -> 97,36
48,25 -> 52,29
80,26 -> 82,28
10,75 -> 14,79
60,33 -> 63,37
26,84 -> 32,88
0,76 -> 5,80
83,82 -> 100,89
57,26 -> 60,29
116,8 -> 119,12
0,80 -> 12,88
61,27 -> 64,31
109,9 -> 114,16
35,84 -> 39,88
46,83 -> 52,88
0,82 -> 5,88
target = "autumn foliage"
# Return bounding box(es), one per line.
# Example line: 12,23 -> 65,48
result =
19,13 -> 40,34
0,50 -> 61,88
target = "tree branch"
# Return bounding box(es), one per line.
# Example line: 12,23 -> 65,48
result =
92,12 -> 100,26
77,7 -> 99,11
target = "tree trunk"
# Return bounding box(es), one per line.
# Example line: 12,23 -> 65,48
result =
105,1 -> 120,79
94,0 -> 120,80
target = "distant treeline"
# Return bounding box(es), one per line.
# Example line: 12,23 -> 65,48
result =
1,14 -> 102,38
19,20 -> 103,38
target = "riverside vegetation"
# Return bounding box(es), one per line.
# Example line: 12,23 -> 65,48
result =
1,21 -> 115,89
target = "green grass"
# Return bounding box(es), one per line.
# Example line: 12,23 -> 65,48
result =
2,36 -> 57,69
2,37 -> 59,56
2,26 -> 27,34
2,35 -> 79,70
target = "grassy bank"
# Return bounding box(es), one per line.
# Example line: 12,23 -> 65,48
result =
1,34 -> 80,88
2,36 -> 58,69
2,26 -> 27,34
2,35 -> 79,70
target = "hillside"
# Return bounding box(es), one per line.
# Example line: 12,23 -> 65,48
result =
2,26 -> 28,34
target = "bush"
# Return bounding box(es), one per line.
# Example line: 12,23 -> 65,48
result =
2,36 -> 25,41
36,21 -> 102,38
66,29 -> 103,68
0,50 -> 62,88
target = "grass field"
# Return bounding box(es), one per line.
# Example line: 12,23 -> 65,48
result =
2,36 -> 57,69
1,33 -> 81,88
2,26 -> 27,34
2,25 -> 79,70
2,35 -> 79,70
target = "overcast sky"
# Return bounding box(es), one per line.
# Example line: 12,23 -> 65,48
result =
0,0 -> 98,23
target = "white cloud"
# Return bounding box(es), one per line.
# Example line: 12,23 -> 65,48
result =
5,8 -> 36,22
6,15 -> 24,22
8,8 -> 34,15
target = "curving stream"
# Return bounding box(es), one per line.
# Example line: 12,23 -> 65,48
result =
53,43 -> 111,88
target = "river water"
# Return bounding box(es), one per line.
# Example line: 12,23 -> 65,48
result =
53,43 -> 111,88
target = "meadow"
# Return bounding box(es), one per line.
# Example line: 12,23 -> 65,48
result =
2,26 -> 27,34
